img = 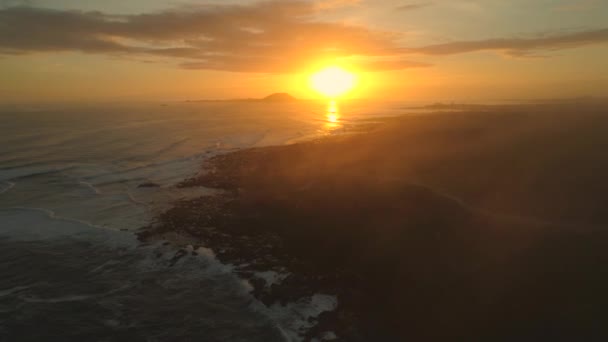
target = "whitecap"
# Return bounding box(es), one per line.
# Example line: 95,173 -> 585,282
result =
0,285 -> 29,298
78,180 -> 101,195
22,294 -> 93,304
0,165 -> 75,182
0,181 -> 15,194
0,207 -> 137,248
195,246 -> 216,259
251,293 -> 339,342
254,270 -> 289,288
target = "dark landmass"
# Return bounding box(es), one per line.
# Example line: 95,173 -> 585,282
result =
405,97 -> 608,112
186,93 -> 297,103
261,93 -> 297,102
140,102 -> 608,341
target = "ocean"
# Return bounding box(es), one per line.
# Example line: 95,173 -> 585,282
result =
0,100 -> 411,341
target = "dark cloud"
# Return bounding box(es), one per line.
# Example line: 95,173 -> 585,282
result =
0,1 -> 424,72
395,2 -> 433,11
407,28 -> 608,57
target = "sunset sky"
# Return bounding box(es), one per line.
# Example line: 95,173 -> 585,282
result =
1,0 -> 607,102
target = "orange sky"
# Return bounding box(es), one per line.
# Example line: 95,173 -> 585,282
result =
1,0 -> 607,102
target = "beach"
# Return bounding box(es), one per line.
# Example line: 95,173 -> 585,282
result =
140,100 -> 608,340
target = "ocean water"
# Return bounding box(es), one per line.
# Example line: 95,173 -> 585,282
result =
0,100 -> 409,341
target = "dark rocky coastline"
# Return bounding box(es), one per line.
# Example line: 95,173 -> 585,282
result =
140,104 -> 608,341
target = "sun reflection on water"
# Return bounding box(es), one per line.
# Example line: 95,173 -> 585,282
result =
324,100 -> 341,131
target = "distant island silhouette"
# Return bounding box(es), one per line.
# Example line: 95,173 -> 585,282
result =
186,93 -> 297,103
260,93 -> 297,102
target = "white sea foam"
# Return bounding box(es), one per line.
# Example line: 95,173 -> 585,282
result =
0,165 -> 75,182
0,208 -> 137,248
23,294 -> 93,304
0,285 -> 29,298
126,190 -> 149,207
254,270 -> 289,288
7,206 -> 108,230
7,206 -> 106,229
0,181 -> 15,194
134,241 -> 234,277
78,180 -> 101,195
139,239 -> 333,341
252,294 -> 339,342
195,246 -> 216,259
88,259 -> 123,274
322,331 -> 338,340
241,279 -> 255,292
311,331 -> 338,342
0,208 -> 332,342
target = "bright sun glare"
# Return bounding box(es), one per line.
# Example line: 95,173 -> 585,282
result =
310,66 -> 357,98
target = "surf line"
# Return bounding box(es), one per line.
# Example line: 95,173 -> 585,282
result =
4,206 -> 108,231
0,181 -> 16,194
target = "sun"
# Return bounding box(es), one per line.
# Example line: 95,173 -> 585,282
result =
310,66 -> 357,98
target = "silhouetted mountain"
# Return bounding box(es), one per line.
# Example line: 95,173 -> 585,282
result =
186,93 -> 297,103
261,93 -> 297,102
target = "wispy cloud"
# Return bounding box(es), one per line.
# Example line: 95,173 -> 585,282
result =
395,2 -> 433,11
406,29 -> 608,57
0,1 -> 607,72
0,1 -> 426,72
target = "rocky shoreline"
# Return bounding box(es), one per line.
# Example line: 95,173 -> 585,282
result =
138,192 -> 360,340
138,145 -> 382,340
139,106 -> 608,341
137,139 -> 534,341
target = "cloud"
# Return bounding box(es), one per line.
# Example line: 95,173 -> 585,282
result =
0,0 -> 32,8
0,1 -> 425,73
395,2 -> 433,11
315,0 -> 361,10
1,1 -> 607,72
406,28 -> 608,57
355,59 -> 432,71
